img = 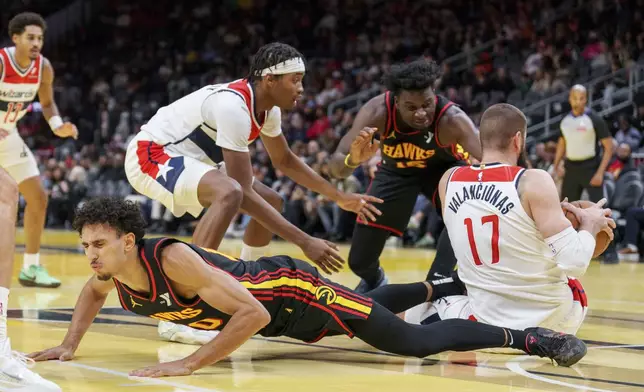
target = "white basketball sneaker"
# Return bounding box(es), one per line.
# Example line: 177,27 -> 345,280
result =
0,338 -> 61,391
157,321 -> 219,345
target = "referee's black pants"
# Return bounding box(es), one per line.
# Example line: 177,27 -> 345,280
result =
561,158 -> 604,203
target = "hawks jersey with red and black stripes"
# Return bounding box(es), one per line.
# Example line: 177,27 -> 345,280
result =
0,47 -> 43,129
380,92 -> 468,171
114,237 -> 373,340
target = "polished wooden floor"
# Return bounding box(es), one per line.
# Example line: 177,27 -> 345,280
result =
7,229 -> 644,391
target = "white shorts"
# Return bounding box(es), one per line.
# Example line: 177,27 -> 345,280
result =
125,132 -> 223,218
405,278 -> 588,335
0,131 -> 39,184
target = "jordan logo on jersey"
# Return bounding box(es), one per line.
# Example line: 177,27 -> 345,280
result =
425,132 -> 434,144
159,292 -> 173,307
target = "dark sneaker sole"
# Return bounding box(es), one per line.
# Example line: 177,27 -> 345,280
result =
18,278 -> 61,288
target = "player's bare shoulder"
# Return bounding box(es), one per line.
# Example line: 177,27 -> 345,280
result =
517,168 -> 556,209
359,93 -> 388,131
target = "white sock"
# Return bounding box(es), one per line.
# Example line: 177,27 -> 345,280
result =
0,287 -> 8,341
23,253 -> 40,270
240,244 -> 269,261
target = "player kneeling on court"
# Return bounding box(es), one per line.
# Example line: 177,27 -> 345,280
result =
404,104 -> 615,334
29,198 -> 587,377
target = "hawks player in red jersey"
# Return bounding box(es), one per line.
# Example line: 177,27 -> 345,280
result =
0,13 -> 78,289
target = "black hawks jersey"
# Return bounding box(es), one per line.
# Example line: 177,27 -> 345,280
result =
113,237 -> 373,341
380,92 -> 468,172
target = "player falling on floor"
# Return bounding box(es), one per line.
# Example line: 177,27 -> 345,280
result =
404,104 -> 615,334
0,169 -> 61,390
329,59 -> 490,293
28,197 -> 586,378
124,42 -> 383,343
0,12 -> 78,288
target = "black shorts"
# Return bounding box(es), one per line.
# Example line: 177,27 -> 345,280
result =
255,256 -> 374,343
357,163 -> 466,236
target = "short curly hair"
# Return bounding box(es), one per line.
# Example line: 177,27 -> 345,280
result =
72,197 -> 146,242
8,12 -> 46,37
382,59 -> 442,96
247,42 -> 305,82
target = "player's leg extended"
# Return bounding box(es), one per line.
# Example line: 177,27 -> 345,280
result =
425,230 -> 458,280
239,180 -> 284,260
17,176 -> 59,288
350,168 -> 419,293
420,168 -> 458,280
0,169 -> 60,390
192,169 -> 244,249
0,134 -> 60,288
346,302 -> 586,367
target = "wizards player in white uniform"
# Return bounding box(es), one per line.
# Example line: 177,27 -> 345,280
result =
124,42 -> 382,344
404,104 -> 614,334
0,13 -> 77,289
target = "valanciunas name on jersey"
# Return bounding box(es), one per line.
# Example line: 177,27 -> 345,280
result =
448,184 -> 516,215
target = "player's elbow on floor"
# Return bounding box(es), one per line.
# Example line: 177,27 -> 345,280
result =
250,305 -> 272,329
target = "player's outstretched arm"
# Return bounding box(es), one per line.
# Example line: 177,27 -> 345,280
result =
437,106 -> 482,162
28,275 -> 114,361
329,96 -> 384,179
261,132 -> 383,222
129,243 -> 270,378
37,58 -> 78,139
520,169 -> 612,276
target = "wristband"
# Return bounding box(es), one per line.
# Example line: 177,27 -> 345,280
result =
344,154 -> 359,168
48,115 -> 63,131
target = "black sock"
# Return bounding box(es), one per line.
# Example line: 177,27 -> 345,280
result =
426,229 -> 458,280
505,328 -> 530,352
428,274 -> 466,301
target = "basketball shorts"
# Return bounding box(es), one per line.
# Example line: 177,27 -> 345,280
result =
125,131 -> 224,218
253,255 -> 374,343
0,130 -> 39,184
404,278 -> 588,335
357,162 -> 466,236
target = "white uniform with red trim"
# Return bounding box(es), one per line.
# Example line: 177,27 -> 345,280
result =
405,163 -> 587,334
125,79 -> 282,217
0,47 -> 43,183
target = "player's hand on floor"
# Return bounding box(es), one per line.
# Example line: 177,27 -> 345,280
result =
336,193 -> 383,222
0,129 -> 9,141
28,345 -> 75,362
53,122 -> 78,139
130,360 -> 193,378
302,238 -> 345,274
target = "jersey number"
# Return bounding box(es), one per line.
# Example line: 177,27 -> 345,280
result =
464,215 -> 499,266
3,102 -> 23,123
188,317 -> 223,330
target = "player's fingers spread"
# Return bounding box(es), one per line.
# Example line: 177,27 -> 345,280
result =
596,198 -> 608,208
362,208 -> 377,222
362,195 -> 384,204
365,202 -> 382,215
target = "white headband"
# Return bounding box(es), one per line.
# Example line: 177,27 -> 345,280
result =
258,57 -> 305,76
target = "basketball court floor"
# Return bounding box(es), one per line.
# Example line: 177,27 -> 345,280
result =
7,229 -> 644,391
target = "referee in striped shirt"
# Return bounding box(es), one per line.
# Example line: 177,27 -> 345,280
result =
553,85 -> 614,203
553,85 -> 617,262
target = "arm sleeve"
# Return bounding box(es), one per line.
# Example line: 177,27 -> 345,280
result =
260,106 -> 283,137
202,92 -> 252,152
545,226 -> 596,277
589,111 -> 611,139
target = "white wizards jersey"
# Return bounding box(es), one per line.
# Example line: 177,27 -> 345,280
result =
0,47 -> 43,130
140,79 -> 282,165
443,163 -> 573,328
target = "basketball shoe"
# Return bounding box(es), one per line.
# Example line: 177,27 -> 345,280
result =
524,327 -> 587,367
0,338 -> 61,391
